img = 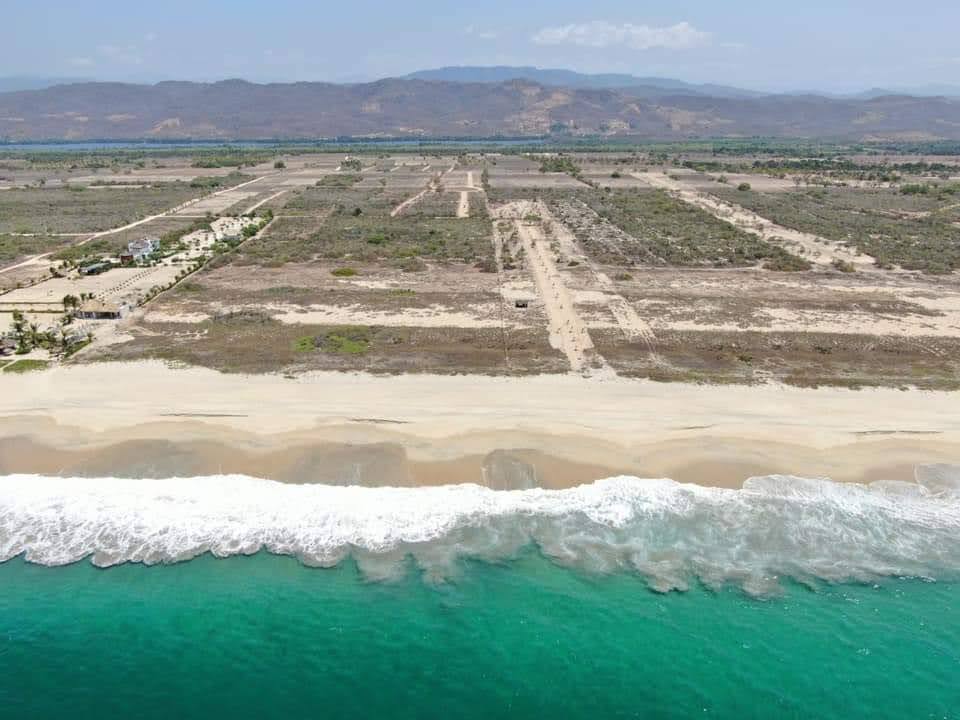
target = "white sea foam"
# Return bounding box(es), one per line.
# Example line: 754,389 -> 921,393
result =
1,470 -> 959,595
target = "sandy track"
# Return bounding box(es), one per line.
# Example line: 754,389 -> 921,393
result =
632,172 -> 874,267
535,201 -> 656,350
502,201 -> 598,374
457,191 -> 470,218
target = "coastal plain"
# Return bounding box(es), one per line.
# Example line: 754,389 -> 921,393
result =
2,146 -> 959,488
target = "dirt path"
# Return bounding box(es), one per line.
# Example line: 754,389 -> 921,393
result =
535,200 -> 657,353
391,163 -> 456,218
243,189 -> 287,215
632,172 -> 874,267
500,201 -> 600,375
5,232 -> 89,238
457,191 -> 470,218
487,202 -> 511,367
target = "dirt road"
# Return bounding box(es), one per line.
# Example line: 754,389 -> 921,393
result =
534,200 -> 656,352
501,201 -> 599,374
457,191 -> 470,218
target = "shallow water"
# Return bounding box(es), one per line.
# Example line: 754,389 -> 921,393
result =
1,553 -> 958,719
2,470 -> 959,717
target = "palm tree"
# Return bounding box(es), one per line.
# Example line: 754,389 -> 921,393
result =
11,311 -> 30,354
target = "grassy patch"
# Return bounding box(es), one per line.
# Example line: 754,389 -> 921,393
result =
0,234 -> 69,263
294,328 -> 371,355
536,155 -> 583,177
319,326 -> 372,354
331,267 -> 357,277
317,174 -> 363,188
2,359 -> 50,373
292,335 -> 316,352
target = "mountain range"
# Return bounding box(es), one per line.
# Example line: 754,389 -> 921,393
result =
404,66 -> 767,99
1,73 -> 960,142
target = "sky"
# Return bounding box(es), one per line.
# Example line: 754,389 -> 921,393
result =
3,0 -> 960,92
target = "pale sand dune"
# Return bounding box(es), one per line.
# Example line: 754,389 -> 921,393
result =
0,362 -> 957,487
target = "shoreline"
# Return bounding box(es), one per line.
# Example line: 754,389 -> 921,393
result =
1,361 -> 958,488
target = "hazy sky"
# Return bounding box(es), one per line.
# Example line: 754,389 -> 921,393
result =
4,0 -> 959,91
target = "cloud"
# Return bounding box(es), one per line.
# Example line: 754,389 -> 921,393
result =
532,20 -> 709,50
68,57 -> 95,68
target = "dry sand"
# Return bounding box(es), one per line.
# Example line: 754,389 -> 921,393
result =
0,361 -> 957,489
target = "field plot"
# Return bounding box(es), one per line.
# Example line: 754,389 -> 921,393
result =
578,267 -> 960,389
546,188 -> 809,269
0,184 -> 208,234
404,190 -> 465,218
357,169 -> 430,191
83,165 -> 564,375
95,260 -> 563,375
482,155 -> 590,201
93,316 -> 563,375
233,181 -> 493,268
0,234 -> 76,265
4,149 -> 957,388
711,186 -> 960,273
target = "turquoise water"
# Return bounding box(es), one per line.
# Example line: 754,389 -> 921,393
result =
1,552 -> 958,719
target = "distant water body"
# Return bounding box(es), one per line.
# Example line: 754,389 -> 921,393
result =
1,470 -> 959,718
0,138 -> 546,152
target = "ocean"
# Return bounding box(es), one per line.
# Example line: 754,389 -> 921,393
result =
1,470 -> 959,718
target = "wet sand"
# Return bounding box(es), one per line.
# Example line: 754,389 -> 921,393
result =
1,362 -> 957,488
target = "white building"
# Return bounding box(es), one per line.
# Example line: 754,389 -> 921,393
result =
127,236 -> 160,261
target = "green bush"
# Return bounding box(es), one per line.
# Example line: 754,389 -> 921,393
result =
320,326 -> 371,354
763,253 -> 812,272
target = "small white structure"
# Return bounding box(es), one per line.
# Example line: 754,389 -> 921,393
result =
127,236 -> 160,261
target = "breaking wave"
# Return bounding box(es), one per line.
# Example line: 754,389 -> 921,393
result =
2,467 -> 959,595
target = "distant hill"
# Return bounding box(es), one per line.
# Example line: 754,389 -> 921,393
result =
853,85 -> 960,99
0,76 -> 92,93
1,78 -> 960,141
405,66 -> 765,99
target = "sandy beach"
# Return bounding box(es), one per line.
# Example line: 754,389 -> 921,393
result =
0,361 -> 957,488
